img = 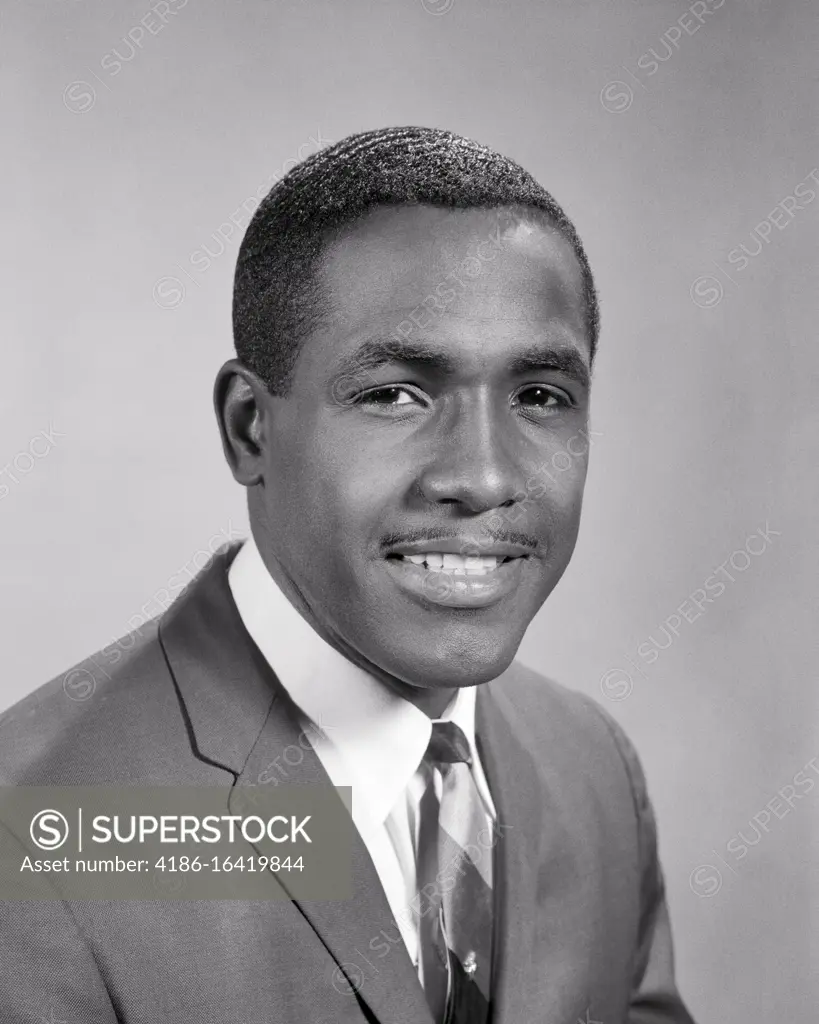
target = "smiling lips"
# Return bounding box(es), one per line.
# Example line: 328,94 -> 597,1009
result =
397,552 -> 517,575
383,538 -> 536,606
384,550 -> 528,609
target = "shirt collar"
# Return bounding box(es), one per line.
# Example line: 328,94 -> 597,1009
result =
227,536 -> 480,831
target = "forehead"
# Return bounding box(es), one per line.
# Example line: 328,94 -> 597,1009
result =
312,204 -> 590,361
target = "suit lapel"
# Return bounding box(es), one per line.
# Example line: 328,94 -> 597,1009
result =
479,670 -> 608,1024
476,673 -> 550,1024
159,547 -> 434,1024
235,688 -> 435,1024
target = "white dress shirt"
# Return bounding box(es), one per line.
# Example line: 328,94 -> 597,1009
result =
228,535 -> 497,969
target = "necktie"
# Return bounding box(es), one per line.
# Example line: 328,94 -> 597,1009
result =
416,720 -> 493,1024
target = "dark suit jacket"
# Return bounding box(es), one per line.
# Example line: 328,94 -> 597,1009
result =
0,547 -> 696,1024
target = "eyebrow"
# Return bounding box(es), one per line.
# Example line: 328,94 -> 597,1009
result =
507,346 -> 591,388
334,337 -> 591,388
336,339 -> 457,377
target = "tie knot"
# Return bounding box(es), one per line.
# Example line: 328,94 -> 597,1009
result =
425,721 -> 472,767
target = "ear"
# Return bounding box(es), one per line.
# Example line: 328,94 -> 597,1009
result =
213,359 -> 273,486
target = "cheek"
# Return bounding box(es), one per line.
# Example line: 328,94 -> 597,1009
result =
553,472 -> 587,534
530,448 -> 588,508
274,453 -> 390,564
535,460 -> 588,556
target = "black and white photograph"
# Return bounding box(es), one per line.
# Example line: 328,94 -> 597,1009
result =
0,1 -> 816,1022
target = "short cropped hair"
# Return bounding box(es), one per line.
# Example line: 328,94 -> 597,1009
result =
233,126 -> 599,394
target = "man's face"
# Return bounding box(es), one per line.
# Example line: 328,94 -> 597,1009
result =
257,204 -> 593,690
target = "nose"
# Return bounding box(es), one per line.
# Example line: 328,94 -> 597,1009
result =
417,394 -> 525,514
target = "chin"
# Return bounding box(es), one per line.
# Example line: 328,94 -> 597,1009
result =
388,622 -> 524,690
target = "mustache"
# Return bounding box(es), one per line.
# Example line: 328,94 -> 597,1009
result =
381,526 -> 541,553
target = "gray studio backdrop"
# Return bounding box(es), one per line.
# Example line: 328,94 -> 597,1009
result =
2,1 -> 817,1021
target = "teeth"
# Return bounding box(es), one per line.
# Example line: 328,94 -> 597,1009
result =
400,553 -> 506,574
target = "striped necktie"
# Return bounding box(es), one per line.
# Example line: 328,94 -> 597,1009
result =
416,720 -> 493,1024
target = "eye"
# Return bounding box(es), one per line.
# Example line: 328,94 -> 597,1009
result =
356,385 -> 425,407
512,385 -> 571,411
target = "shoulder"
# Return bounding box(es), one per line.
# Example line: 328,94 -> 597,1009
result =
0,621 -> 185,786
491,659 -> 653,819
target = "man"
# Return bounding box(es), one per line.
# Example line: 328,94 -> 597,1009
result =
0,127 -> 696,1023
